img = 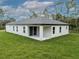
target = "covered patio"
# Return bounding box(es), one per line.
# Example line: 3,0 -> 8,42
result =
28,25 -> 52,40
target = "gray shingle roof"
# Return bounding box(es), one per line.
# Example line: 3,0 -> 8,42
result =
7,17 -> 68,25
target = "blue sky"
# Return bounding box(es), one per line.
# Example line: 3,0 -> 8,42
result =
1,0 -> 79,7
0,0 -> 79,20
1,0 -> 26,7
1,0 -> 63,7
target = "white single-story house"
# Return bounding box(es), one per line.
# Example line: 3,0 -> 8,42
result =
6,17 -> 69,41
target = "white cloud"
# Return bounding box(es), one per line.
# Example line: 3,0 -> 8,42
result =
22,1 -> 53,9
1,5 -> 30,20
1,1 -> 53,20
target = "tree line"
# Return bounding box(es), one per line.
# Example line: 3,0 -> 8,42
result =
0,9 -> 16,29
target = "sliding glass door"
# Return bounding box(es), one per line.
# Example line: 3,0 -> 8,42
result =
29,26 -> 39,36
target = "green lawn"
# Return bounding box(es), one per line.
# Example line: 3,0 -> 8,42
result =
0,31 -> 79,59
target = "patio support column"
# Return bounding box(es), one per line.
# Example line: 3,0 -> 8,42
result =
39,26 -> 43,39
26,26 -> 29,36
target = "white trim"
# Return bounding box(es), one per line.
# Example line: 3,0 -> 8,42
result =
39,26 -> 43,39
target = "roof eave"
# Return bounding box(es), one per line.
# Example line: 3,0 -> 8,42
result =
6,23 -> 69,25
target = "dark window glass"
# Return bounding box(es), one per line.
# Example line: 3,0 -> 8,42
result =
29,27 -> 33,36
23,27 -> 26,33
59,27 -> 61,33
13,26 -> 15,31
53,27 -> 55,34
34,27 -> 37,35
66,26 -> 67,29
29,26 -> 38,36
16,26 -> 18,32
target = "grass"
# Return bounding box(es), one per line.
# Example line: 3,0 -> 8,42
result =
0,31 -> 79,59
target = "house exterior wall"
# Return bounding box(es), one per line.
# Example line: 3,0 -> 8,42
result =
43,26 -> 51,38
51,26 -> 69,37
41,25 -> 69,40
6,25 -> 69,41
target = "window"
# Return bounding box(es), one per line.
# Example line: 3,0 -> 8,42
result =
53,27 -> 55,34
66,26 -> 67,29
16,26 -> 18,32
13,26 -> 15,31
23,26 -> 26,33
59,27 -> 61,33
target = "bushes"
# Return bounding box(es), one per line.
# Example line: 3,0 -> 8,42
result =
70,27 -> 79,33
0,26 -> 5,30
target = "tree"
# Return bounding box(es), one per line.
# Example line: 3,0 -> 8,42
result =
29,10 -> 38,18
0,8 -> 4,29
43,8 -> 49,18
55,13 -> 62,20
65,0 -> 79,31
0,9 -> 4,16
65,0 -> 76,16
54,1 -> 64,20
